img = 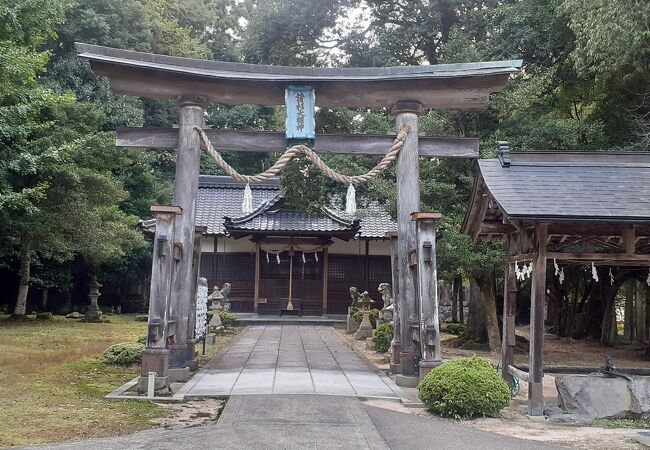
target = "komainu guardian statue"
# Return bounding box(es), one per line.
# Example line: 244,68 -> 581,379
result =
378,282 -> 394,324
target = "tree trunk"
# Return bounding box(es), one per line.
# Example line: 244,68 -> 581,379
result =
451,275 -> 460,322
624,280 -> 635,340
645,286 -> 650,359
41,288 -> 49,311
465,279 -> 487,341
600,268 -> 624,346
475,273 -> 502,352
459,279 -> 465,324
645,285 -> 650,343
637,280 -> 647,344
14,235 -> 32,315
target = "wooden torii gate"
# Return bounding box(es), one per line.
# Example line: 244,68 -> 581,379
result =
76,43 -> 521,391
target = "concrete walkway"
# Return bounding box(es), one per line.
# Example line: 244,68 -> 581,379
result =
29,394 -> 564,449
180,325 -> 404,399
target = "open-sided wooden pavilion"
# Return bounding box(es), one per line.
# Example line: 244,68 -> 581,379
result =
462,144 -> 650,415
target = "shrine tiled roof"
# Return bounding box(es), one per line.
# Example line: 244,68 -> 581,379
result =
462,150 -> 650,239
142,175 -> 396,239
224,195 -> 360,238
478,157 -> 650,222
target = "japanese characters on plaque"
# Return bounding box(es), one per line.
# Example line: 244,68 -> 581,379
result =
285,86 -> 315,142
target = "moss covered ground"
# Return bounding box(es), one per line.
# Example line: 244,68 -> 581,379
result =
0,314 -> 166,447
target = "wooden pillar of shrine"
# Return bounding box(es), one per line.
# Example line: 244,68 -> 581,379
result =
501,244 -> 518,389
139,205 -> 181,393
322,247 -> 329,317
387,232 -> 401,373
412,212 -> 443,379
529,223 -> 548,415
392,101 -> 422,382
168,95 -> 209,369
254,245 -> 261,314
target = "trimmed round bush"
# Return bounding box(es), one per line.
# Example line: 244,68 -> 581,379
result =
219,311 -> 237,327
103,342 -> 144,365
418,356 -> 510,419
372,323 -> 393,352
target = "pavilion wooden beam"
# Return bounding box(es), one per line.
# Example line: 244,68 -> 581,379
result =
508,251 -> 650,266
547,252 -> 650,263
115,128 -> 479,158
624,225 -> 636,255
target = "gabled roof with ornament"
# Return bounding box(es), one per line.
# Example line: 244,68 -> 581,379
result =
140,175 -> 396,240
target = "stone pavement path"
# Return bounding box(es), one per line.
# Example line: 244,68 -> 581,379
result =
180,325 -> 404,399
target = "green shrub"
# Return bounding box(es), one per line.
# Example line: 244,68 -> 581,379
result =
103,342 -> 144,365
136,335 -> 147,344
445,322 -> 465,336
219,311 -> 237,327
418,356 -> 511,419
207,311 -> 215,324
372,323 -> 393,352
36,312 -> 53,321
353,308 -> 381,328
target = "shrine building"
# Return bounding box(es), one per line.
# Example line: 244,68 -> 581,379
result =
143,175 -> 396,316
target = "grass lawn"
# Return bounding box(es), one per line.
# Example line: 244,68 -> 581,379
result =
0,314 -> 165,448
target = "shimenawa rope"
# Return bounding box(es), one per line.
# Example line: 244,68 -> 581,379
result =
193,124 -> 410,185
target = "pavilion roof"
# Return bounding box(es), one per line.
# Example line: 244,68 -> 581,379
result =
462,149 -> 650,240
75,43 -> 522,109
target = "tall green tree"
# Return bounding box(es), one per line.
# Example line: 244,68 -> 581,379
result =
0,1 -> 143,314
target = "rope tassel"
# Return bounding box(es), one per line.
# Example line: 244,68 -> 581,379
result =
242,182 -> 253,214
345,184 -> 357,215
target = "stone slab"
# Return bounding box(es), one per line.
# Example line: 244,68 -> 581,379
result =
184,325 -> 406,400
555,374 -> 650,420
394,375 -> 420,388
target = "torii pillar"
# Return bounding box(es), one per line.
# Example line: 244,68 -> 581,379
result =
168,95 -> 209,371
392,101 -> 422,385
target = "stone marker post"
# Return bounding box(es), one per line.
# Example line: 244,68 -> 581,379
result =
140,205 -> 181,394
412,212 -> 443,379
392,101 -> 422,385
168,95 -> 209,370
387,232 -> 401,374
186,225 -> 207,367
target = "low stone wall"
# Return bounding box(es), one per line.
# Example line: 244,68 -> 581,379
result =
555,374 -> 650,421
